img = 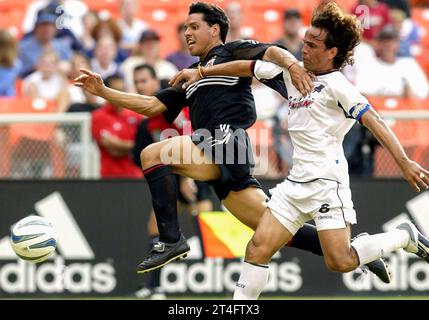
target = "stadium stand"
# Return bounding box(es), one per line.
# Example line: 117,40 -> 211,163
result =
369,97 -> 429,177
0,0 -> 427,179
0,98 -> 65,178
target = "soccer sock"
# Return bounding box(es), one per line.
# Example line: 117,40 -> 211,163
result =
144,164 -> 180,243
288,223 -> 323,256
148,236 -> 161,288
233,261 -> 269,300
351,230 -> 410,265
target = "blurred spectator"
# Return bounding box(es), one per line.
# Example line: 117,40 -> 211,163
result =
351,0 -> 391,41
342,41 -> 377,84
68,53 -> 90,104
80,10 -> 100,53
88,18 -> 129,63
22,0 -> 88,38
22,50 -> 69,112
0,29 -> 22,97
22,1 -> 85,54
118,0 -> 149,53
343,122 -> 377,177
380,0 -> 411,17
90,36 -> 122,80
251,78 -> 291,178
67,53 -> 103,106
166,23 -> 198,71
19,9 -> 73,77
274,9 -> 304,60
389,8 -> 420,57
132,64 -> 190,166
356,25 -> 429,98
225,1 -> 246,42
121,30 -> 178,92
91,74 -> 143,178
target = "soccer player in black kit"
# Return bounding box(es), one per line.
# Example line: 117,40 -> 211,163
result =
75,2 -> 390,283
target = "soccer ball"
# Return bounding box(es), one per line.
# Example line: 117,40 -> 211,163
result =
10,215 -> 57,263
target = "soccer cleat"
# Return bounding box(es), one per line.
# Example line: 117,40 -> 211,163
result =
354,232 -> 392,283
137,234 -> 190,274
396,221 -> 429,263
365,256 -> 391,284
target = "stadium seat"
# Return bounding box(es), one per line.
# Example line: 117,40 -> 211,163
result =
371,96 -> 429,177
368,97 -> 429,147
0,98 -> 65,178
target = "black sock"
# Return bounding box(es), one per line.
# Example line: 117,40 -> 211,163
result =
144,164 -> 180,243
148,236 -> 161,288
288,223 -> 323,256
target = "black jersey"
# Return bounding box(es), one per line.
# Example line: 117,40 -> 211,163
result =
155,40 -> 271,131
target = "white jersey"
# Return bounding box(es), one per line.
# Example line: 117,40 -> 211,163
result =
252,60 -> 371,184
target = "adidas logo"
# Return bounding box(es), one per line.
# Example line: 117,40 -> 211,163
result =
344,192 -> 429,292
0,192 -> 116,294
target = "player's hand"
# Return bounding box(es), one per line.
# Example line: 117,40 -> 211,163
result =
400,160 -> 429,192
180,177 -> 197,203
74,68 -> 105,96
289,63 -> 316,97
169,69 -> 200,90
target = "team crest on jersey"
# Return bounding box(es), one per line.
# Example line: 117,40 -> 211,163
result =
313,84 -> 325,93
205,56 -> 216,67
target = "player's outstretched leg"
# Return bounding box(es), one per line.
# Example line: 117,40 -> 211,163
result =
352,232 -> 391,283
292,224 -> 392,283
397,221 -> 429,262
137,136 -> 220,273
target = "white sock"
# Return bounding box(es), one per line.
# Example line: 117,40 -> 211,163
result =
351,230 -> 410,265
233,261 -> 269,300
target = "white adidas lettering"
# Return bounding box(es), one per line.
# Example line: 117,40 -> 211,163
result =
0,192 -> 116,294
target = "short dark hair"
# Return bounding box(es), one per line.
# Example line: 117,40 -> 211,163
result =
189,2 -> 229,43
284,9 -> 301,20
104,73 -> 124,88
134,64 -> 157,79
311,3 -> 361,69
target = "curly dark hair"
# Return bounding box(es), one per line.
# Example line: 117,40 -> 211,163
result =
311,3 -> 361,69
189,2 -> 229,43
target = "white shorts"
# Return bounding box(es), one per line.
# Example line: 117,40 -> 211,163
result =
266,179 -> 357,235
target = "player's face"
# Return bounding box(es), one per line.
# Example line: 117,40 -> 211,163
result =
302,27 -> 336,73
184,13 -> 219,58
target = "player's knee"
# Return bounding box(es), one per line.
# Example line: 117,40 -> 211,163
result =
245,237 -> 272,265
140,144 -> 160,168
325,255 -> 354,273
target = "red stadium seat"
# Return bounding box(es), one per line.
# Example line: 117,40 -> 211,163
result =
368,97 -> 429,147
370,96 -> 429,177
0,98 -> 66,178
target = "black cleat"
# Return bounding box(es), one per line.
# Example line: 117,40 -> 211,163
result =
354,232 -> 392,283
137,234 -> 190,274
365,256 -> 392,284
397,221 -> 429,263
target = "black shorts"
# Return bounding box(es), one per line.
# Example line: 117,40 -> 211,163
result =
191,125 -> 262,200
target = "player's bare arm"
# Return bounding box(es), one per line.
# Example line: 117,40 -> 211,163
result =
170,61 -> 254,89
262,46 -> 315,95
170,48 -> 315,96
360,108 -> 429,192
74,68 -> 167,117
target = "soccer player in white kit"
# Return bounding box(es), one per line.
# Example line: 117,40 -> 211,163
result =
170,3 -> 429,299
